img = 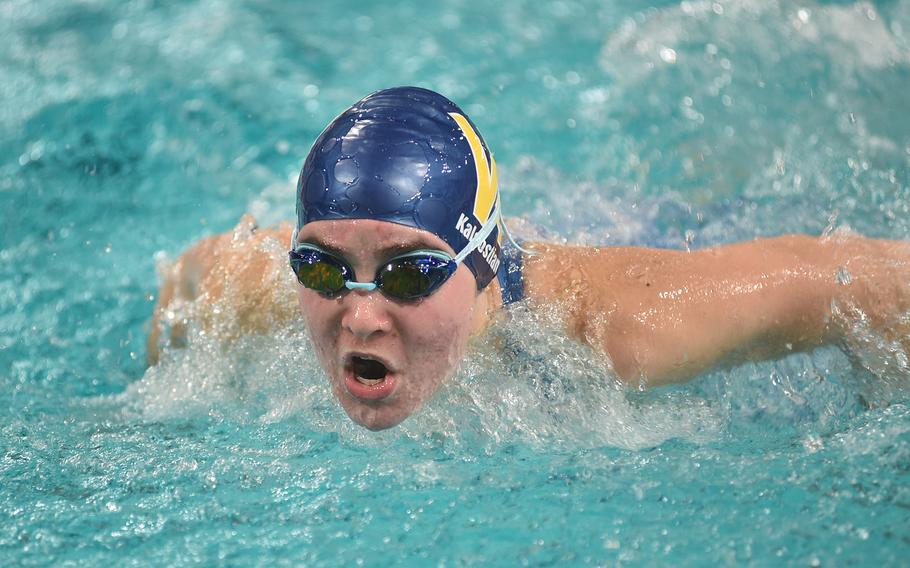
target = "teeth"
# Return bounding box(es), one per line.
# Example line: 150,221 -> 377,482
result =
350,354 -> 389,384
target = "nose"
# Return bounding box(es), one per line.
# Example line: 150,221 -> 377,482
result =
340,290 -> 392,340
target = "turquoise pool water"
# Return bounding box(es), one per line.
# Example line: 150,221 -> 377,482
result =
2,0 -> 910,565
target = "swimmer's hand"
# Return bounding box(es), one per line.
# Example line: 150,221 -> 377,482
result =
522,235 -> 910,386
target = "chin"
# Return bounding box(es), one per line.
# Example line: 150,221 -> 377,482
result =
331,372 -> 436,431
343,402 -> 409,431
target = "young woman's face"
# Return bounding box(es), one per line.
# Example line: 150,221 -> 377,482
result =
294,219 -> 490,430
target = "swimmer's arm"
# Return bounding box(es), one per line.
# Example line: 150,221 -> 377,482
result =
147,216 -> 298,365
523,235 -> 910,386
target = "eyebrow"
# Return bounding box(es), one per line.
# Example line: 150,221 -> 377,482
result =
296,237 -> 344,256
298,237 -> 446,260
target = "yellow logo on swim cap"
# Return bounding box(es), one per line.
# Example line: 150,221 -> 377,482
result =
449,113 -> 498,225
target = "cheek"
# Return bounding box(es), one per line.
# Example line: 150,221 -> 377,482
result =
297,289 -> 339,361
395,312 -> 467,406
408,312 -> 467,358
402,278 -> 478,368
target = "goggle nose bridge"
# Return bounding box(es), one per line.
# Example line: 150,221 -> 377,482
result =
345,281 -> 378,292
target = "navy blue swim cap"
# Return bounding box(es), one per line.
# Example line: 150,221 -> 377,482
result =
296,87 -> 502,289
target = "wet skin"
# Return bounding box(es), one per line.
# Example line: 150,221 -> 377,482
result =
149,215 -> 910,430
294,219 -> 497,430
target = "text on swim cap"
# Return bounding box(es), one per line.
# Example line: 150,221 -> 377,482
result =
456,213 -> 501,273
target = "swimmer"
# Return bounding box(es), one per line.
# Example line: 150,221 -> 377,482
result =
148,87 -> 910,430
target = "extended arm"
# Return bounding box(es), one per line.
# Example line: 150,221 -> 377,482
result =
523,235 -> 910,386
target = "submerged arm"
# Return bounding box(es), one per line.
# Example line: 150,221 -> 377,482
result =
523,235 -> 910,386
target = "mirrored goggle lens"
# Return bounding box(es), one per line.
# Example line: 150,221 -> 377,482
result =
379,256 -> 455,300
290,246 -> 456,300
290,251 -> 347,295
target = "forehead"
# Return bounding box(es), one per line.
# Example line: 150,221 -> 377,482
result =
296,219 -> 456,257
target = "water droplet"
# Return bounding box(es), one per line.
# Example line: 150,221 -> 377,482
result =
836,266 -> 852,285
822,210 -> 839,237
802,436 -> 823,452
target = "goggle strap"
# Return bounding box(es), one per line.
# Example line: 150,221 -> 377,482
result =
499,214 -> 538,257
453,197 -> 500,265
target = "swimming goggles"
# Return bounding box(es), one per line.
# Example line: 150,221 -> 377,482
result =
289,245 -> 458,300
290,199 -> 501,300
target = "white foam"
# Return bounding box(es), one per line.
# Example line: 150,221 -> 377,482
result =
601,0 -> 909,84
116,292 -> 730,451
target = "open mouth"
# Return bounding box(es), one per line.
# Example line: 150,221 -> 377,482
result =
351,355 -> 389,386
342,353 -> 397,401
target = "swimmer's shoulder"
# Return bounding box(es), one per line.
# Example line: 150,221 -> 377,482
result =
495,218 -> 674,297
149,216 -> 297,363
214,214 -> 295,287
176,214 -> 296,310
224,214 -> 294,250
199,215 -> 297,330
519,241 -> 691,312
520,242 -> 615,296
